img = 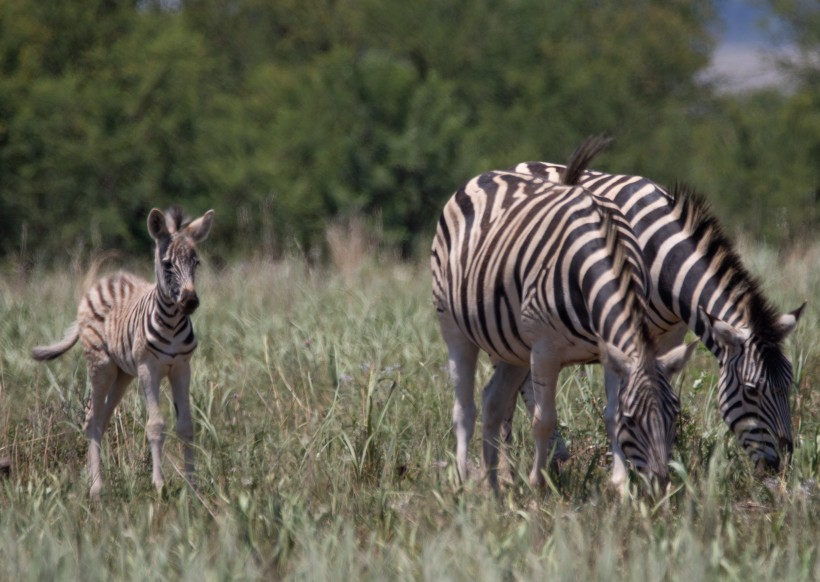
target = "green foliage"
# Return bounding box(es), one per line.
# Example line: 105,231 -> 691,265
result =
1,245 -> 818,579
0,0 -> 817,261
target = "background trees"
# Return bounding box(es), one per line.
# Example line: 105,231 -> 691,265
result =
0,0 -> 816,262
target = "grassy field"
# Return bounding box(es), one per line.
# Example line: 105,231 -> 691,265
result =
0,240 -> 818,581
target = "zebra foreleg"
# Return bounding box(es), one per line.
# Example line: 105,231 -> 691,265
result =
504,370 -> 569,465
169,363 -> 195,480
603,368 -> 629,496
481,362 -> 529,492
528,345 -> 561,489
138,364 -> 166,493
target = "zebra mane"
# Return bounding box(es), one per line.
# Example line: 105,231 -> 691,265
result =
668,182 -> 786,347
596,200 -> 656,356
165,205 -> 191,234
562,135 -> 613,186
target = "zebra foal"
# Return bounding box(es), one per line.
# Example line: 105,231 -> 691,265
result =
431,142 -> 693,493
33,206 -> 214,499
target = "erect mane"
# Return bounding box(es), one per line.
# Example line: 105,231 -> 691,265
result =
668,182 -> 785,347
165,205 -> 191,234
596,200 -> 656,357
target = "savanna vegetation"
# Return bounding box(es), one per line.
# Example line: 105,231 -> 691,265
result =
0,0 -> 818,263
1,0 -> 818,579
0,239 -> 818,579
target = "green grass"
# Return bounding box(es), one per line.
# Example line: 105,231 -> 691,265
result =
0,243 -> 818,581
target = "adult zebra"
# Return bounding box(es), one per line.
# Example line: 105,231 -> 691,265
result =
500,142 -> 804,473
33,206 -> 214,499
431,140 -> 694,492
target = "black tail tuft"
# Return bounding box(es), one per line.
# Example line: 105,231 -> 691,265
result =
563,135 -> 613,185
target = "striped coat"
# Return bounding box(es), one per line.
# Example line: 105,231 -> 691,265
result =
502,149 -> 803,470
432,140 -> 692,492
33,206 -> 214,498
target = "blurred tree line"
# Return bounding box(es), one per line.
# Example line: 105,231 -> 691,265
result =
0,0 -> 817,263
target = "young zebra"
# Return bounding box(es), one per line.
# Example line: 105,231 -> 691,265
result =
32,206 -> 214,499
501,142 -> 804,472
431,146 -> 694,493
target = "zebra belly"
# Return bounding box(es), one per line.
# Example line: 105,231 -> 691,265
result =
448,297 -> 598,369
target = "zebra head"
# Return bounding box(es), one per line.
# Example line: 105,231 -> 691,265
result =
702,304 -> 804,471
602,341 -> 695,489
147,207 -> 215,315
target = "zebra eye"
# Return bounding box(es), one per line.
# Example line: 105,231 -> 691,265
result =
621,416 -> 638,429
162,260 -> 173,270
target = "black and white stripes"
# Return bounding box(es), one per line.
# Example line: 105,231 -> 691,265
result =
506,158 -> 803,470
33,206 -> 214,499
431,140 -> 691,492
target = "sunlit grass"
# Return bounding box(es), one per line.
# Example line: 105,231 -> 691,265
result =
0,242 -> 818,580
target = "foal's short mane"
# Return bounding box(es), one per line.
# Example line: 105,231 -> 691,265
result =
165,205 -> 191,234
668,182 -> 786,347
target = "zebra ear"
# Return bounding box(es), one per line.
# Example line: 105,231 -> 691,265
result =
185,209 -> 215,243
699,307 -> 748,349
599,340 -> 632,379
772,302 -> 805,341
657,340 -> 698,377
147,208 -> 169,241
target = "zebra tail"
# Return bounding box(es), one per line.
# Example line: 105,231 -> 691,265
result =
32,322 -> 80,361
562,135 -> 613,185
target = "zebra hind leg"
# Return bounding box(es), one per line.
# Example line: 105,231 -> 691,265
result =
84,358 -> 118,500
99,371 -> 134,431
439,316 -> 480,484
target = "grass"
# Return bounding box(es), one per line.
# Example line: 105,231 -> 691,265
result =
0,240 -> 818,581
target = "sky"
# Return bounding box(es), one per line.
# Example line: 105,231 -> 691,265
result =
706,0 -> 793,92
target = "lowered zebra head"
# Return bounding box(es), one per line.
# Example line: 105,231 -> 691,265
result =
601,341 -> 696,488
147,206 -> 215,315
701,304 -> 804,472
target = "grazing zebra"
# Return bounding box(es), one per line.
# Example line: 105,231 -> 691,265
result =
431,140 -> 694,492
500,143 -> 804,472
32,206 -> 214,499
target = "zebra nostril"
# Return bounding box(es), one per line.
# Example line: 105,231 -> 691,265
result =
179,291 -> 199,314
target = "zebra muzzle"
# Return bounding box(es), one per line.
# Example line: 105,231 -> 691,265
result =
179,290 -> 200,315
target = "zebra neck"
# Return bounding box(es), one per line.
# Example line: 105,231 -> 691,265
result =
612,180 -> 766,359
150,287 -> 189,335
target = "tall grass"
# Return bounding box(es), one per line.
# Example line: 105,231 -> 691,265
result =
0,241 -> 818,580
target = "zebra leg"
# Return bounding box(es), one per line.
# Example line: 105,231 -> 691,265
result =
439,315 -> 479,482
169,363 -> 195,479
528,345 -> 561,489
482,362 -> 529,492
84,359 -> 118,499
603,368 -> 629,496
138,363 -> 166,493
506,371 -> 569,464
100,371 -> 133,434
